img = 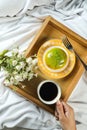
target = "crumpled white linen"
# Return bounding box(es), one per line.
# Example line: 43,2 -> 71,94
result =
0,0 -> 87,130
26,0 -> 87,39
0,0 -> 53,17
68,72 -> 87,126
54,0 -> 84,19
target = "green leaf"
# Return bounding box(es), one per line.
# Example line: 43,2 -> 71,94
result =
0,60 -> 3,64
0,50 -> 9,57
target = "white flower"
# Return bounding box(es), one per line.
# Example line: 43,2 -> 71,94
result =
0,47 -> 38,86
14,80 -> 19,85
13,71 -> 18,75
12,60 -> 17,66
21,85 -> 26,88
20,62 -> 26,68
28,66 -> 33,71
34,73 -> 38,77
16,65 -> 22,71
22,72 -> 28,80
4,71 -> 9,77
4,79 -> 11,86
34,66 -> 38,70
9,77 -> 14,85
17,53 -> 25,58
32,58 -> 38,66
26,57 -> 32,64
14,75 -> 23,82
12,48 -> 19,55
28,73 -> 34,80
26,67 -> 31,72
10,76 -> 14,82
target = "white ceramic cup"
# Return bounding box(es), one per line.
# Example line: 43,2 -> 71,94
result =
37,80 -> 61,105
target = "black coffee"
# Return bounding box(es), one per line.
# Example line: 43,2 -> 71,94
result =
39,82 -> 58,101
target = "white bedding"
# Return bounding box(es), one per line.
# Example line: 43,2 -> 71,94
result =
0,0 -> 87,130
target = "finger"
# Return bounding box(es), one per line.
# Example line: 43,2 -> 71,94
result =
55,105 -> 59,114
56,100 -> 65,120
55,109 -> 59,116
55,105 -> 59,119
62,101 -> 69,112
62,101 -> 72,117
55,111 -> 59,120
55,111 -> 59,117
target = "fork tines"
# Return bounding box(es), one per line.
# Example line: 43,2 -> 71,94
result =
62,35 -> 73,50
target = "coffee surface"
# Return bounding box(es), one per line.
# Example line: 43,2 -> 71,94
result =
39,82 -> 58,101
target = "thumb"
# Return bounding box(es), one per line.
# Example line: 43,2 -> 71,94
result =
56,101 -> 65,120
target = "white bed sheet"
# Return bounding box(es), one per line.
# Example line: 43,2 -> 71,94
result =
0,0 -> 87,130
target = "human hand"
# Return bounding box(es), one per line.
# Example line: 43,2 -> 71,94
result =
55,101 -> 76,130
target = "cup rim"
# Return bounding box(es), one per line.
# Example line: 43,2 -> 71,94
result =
43,46 -> 69,72
37,80 -> 61,105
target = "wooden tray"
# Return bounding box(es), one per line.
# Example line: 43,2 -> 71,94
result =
9,16 -> 87,115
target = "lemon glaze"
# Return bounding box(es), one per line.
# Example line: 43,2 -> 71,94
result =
45,48 -> 67,70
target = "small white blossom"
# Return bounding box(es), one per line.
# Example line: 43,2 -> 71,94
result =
4,71 -> 9,77
10,76 -> 14,82
21,85 -> 26,88
15,75 -> 23,82
28,73 -> 34,80
26,67 -> 31,72
14,80 -> 19,85
9,78 -> 14,85
4,79 -> 11,86
12,60 -> 17,66
12,48 -> 19,55
26,57 -> 32,64
0,47 -> 38,86
13,71 -> 18,75
17,53 -> 25,58
20,62 -> 26,68
34,66 -> 38,70
28,66 -> 33,71
32,58 -> 38,66
34,73 -> 38,77
22,72 -> 28,80
16,65 -> 22,71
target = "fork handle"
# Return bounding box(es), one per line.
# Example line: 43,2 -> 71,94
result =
74,50 -> 87,70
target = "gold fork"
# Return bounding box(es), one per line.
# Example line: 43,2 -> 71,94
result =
62,35 -> 87,70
